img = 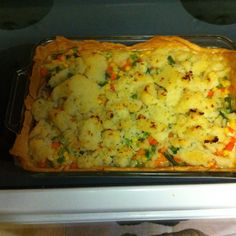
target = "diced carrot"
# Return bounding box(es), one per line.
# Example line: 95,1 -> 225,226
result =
173,156 -> 182,163
220,87 -> 226,92
57,54 -> 65,61
51,141 -> 61,149
148,136 -> 158,145
230,136 -> 236,142
159,147 -> 167,153
40,67 -> 48,77
155,152 -> 168,166
136,149 -> 145,156
122,59 -> 132,71
110,83 -> 116,92
110,72 -> 117,80
228,127 -> 235,134
38,160 -> 46,168
228,85 -> 234,92
70,162 -> 78,169
214,150 -> 224,156
207,90 -> 214,97
107,65 -> 118,81
224,137 -> 236,151
208,160 -> 218,169
107,65 -> 113,74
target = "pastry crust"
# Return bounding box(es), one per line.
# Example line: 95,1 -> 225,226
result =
10,36 -> 236,172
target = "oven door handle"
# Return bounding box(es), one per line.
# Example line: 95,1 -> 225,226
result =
5,68 -> 29,134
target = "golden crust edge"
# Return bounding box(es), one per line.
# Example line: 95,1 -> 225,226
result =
16,165 -> 236,173
10,35 -> 236,172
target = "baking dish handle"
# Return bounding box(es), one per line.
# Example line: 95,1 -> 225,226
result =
5,68 -> 29,134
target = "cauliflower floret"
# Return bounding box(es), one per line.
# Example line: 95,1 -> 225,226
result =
82,52 -> 108,84
48,68 -> 70,88
102,129 -> 121,148
29,120 -> 58,139
49,108 -> 77,132
67,75 -> 101,113
178,145 -> 215,167
113,147 -> 133,167
32,98 -> 53,121
51,79 -> 70,101
190,55 -> 209,76
111,50 -> 129,66
176,91 -> 207,113
79,117 -> 103,150
73,57 -> 86,74
29,138 -> 53,162
51,75 -> 101,113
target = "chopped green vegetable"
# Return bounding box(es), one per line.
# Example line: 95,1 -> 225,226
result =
123,138 -> 132,147
150,145 -> 157,153
164,151 -> 180,166
49,66 -> 62,75
52,136 -> 67,145
145,149 -> 151,159
217,83 -> 224,89
67,72 -> 74,78
105,71 -> 110,80
169,145 -> 180,155
65,54 -> 71,59
52,136 -> 59,141
138,131 -> 149,141
156,68 -> 160,74
58,136 -> 67,145
167,55 -> 175,65
55,66 -> 62,73
98,80 -> 108,87
135,162 -> 144,168
67,147 -> 80,157
44,74 -> 51,82
219,110 -> 229,121
145,145 -> 157,160
79,150 -> 85,155
130,53 -> 139,65
131,94 -> 138,99
51,53 -> 63,60
130,53 -> 139,61
72,47 -> 79,57
47,160 -> 54,168
105,52 -> 112,59
146,68 -> 151,74
57,147 -> 66,164
57,156 -> 65,164
116,74 -> 121,80
225,96 -> 233,113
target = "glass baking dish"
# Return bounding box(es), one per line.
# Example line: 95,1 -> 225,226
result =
4,35 -> 236,187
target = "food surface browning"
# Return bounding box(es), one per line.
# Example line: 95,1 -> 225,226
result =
10,36 -> 236,171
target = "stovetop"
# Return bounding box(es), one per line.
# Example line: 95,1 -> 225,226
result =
1,0 -> 236,189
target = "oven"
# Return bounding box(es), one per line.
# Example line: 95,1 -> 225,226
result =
1,0 -> 236,224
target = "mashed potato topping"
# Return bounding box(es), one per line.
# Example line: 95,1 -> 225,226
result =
11,36 -> 236,171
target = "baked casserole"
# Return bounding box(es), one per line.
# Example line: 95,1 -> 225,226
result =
10,36 -> 236,172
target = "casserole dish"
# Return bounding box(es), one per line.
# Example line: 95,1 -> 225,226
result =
7,35 -> 236,173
